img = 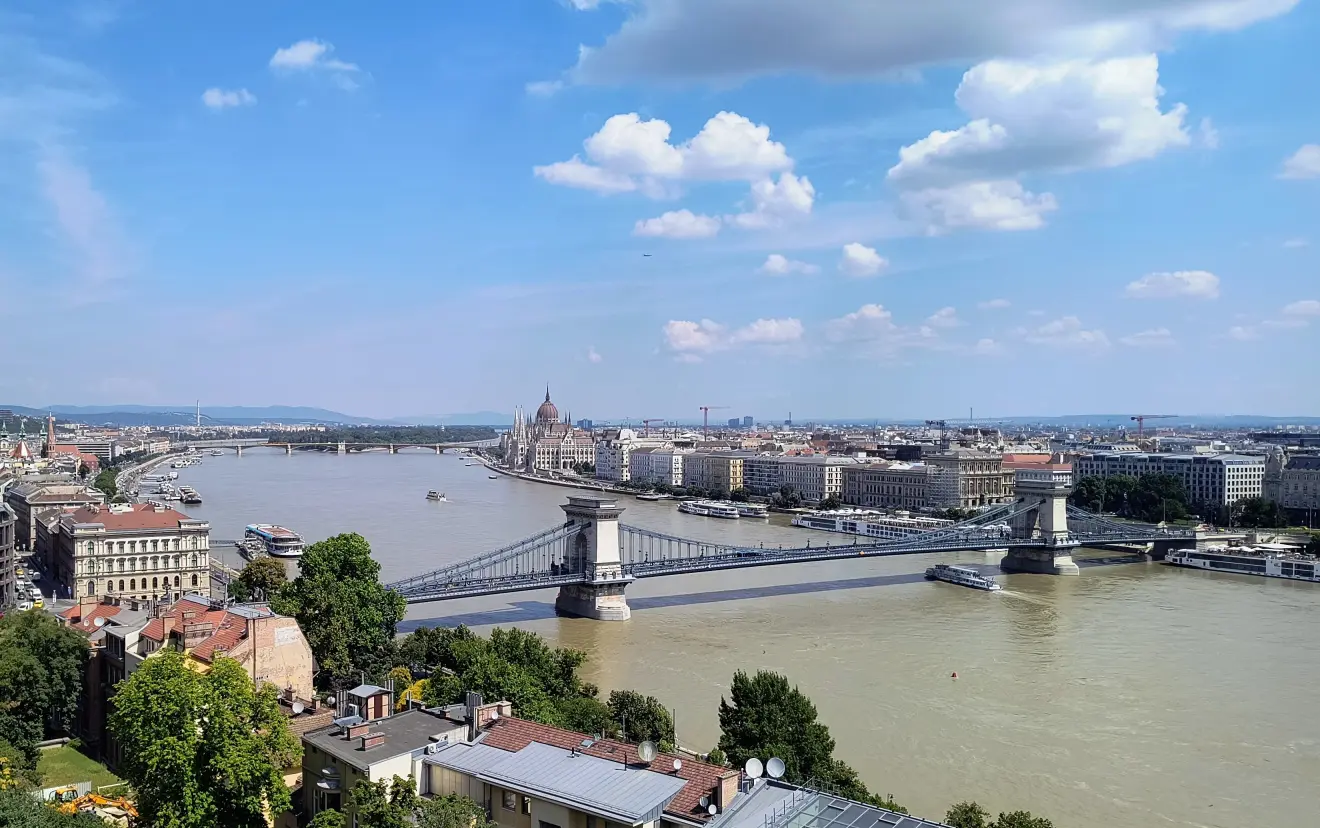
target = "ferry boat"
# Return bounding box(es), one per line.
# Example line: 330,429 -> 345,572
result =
925,563 -> 1003,591
426,491 -> 448,502
244,524 -> 305,558
636,492 -> 672,501
735,503 -> 769,518
488,474 -> 499,480
209,449 -> 224,456
179,486 -> 202,505
792,509 -> 959,541
678,500 -> 740,519
1164,545 -> 1320,582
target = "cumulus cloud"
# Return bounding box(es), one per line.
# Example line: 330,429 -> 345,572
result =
1280,144 -> 1320,179
838,243 -> 887,278
759,254 -> 820,276
1019,316 -> 1110,351
1227,325 -> 1258,341
1283,299 -> 1320,318
1198,117 -> 1220,149
888,55 -> 1188,232
201,88 -> 256,109
978,298 -> 1011,310
587,346 -> 603,363
824,304 -> 940,354
569,0 -> 1296,84
270,39 -> 359,72
633,209 -> 721,238
1124,270 -> 1220,299
1120,327 -> 1176,347
727,172 -> 815,229
926,307 -> 960,328
972,338 -> 1004,356
662,316 -> 803,359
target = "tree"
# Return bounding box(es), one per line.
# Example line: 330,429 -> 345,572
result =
556,695 -> 615,736
416,793 -> 497,828
730,488 -> 750,502
0,789 -> 105,826
1308,535 -> 1320,555
92,468 -> 117,499
108,650 -> 300,828
706,747 -> 728,766
819,494 -> 843,511
308,810 -> 347,828
608,690 -> 674,743
1129,473 -> 1188,523
238,556 -> 288,602
771,485 -> 803,508
351,777 -> 416,828
228,579 -> 253,602
273,533 -> 406,689
944,802 -> 991,828
1069,477 -> 1106,512
990,812 -> 1054,828
0,611 -> 88,765
1234,497 -> 1286,529
0,739 -> 40,788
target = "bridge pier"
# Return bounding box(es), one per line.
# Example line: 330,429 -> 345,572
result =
235,445 -> 243,457
555,496 -> 634,621
389,444 -> 397,454
435,444 -> 443,454
285,444 -> 293,456
337,441 -> 346,456
1004,467 -> 1080,575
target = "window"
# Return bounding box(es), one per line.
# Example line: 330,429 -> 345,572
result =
174,575 -> 180,587
129,579 -> 136,591
152,577 -> 158,589
502,791 -> 516,811
119,580 -> 124,592
87,581 -> 95,596
191,574 -> 198,587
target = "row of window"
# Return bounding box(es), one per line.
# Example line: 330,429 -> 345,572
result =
77,554 -> 205,575
82,536 -> 204,554
85,573 -> 199,595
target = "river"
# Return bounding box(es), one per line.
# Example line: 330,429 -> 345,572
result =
174,449 -> 1320,828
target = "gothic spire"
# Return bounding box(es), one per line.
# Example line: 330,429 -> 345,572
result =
545,384 -> 551,403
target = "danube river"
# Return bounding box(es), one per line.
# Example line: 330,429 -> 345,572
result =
176,449 -> 1319,828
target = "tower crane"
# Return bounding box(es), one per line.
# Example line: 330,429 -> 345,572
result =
699,406 -> 730,441
641,418 -> 665,438
1130,414 -> 1177,438
924,419 -> 949,448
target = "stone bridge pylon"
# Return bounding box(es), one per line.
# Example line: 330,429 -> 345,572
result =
553,496 -> 634,620
1003,467 -> 1080,575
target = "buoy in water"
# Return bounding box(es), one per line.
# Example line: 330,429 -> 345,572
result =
951,672 -> 958,679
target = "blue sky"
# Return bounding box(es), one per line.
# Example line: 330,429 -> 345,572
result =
1,0 -> 1317,421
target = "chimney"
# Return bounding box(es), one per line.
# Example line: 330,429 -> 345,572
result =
361,732 -> 385,751
347,723 -> 371,741
465,691 -> 484,741
714,771 -> 740,811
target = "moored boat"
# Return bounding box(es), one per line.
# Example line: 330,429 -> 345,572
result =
925,563 -> 1002,591
636,492 -> 671,501
735,503 -> 769,517
245,524 -> 305,558
426,491 -> 448,501
1165,545 -> 1319,582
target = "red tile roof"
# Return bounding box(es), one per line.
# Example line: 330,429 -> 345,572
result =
66,503 -> 195,530
60,603 -> 124,633
481,717 -> 730,823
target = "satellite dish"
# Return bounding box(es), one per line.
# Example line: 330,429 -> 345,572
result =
766,757 -> 786,779
93,617 -> 106,627
707,804 -> 718,815
325,695 -> 337,707
672,758 -> 682,772
700,796 -> 710,808
637,741 -> 657,763
744,757 -> 764,779
292,702 -> 306,715
491,710 -> 500,720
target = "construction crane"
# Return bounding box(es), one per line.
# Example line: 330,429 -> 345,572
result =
1130,414 -> 1177,438
699,406 -> 730,441
924,419 -> 949,448
641,418 -> 665,438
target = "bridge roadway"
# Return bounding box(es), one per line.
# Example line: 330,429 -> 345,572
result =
384,498 -> 1193,607
181,437 -> 499,452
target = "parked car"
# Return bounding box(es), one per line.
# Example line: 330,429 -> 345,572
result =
16,601 -> 33,612
28,571 -> 41,582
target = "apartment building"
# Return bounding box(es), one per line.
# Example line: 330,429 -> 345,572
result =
741,456 -> 784,496
630,449 -> 687,487
925,451 -> 1007,508
841,462 -> 932,510
777,456 -> 859,503
682,453 -> 744,495
0,504 -> 14,607
1074,451 -> 1264,506
594,432 -> 669,482
1264,450 -> 1320,524
50,502 -> 212,602
4,478 -> 103,552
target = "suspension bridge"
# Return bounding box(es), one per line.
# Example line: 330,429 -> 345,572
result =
384,469 -> 1194,620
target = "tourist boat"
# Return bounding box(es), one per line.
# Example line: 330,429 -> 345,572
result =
636,492 -> 671,501
925,564 -> 1003,591
210,449 -> 224,456
792,509 -> 965,541
426,491 -> 448,502
168,471 -> 179,479
679,500 -> 740,519
180,491 -> 202,505
236,538 -> 267,561
1164,545 -> 1320,582
245,524 -> 305,558
464,462 -> 479,467
488,474 -> 499,480
735,503 -> 769,518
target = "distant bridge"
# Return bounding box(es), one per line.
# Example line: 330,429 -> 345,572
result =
181,438 -> 498,455
384,470 -> 1194,620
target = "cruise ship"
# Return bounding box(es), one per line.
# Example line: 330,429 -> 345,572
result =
925,564 -> 1003,591
734,503 -> 769,518
678,500 -> 740,519
1165,545 -> 1320,582
244,524 -> 306,558
792,509 -> 964,541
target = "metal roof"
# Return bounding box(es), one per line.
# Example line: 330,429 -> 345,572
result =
710,782 -> 950,828
429,741 -> 687,825
348,684 -> 389,698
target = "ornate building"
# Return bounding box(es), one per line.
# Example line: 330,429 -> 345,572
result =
502,388 -> 595,473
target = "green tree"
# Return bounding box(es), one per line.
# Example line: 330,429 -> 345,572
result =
819,494 -> 843,511
237,555 -> 288,601
1233,497 -> 1286,528
771,485 -> 803,508
0,611 -> 88,766
944,802 -> 991,828
0,788 -> 105,826
351,777 -> 415,828
0,739 -> 41,788
1129,473 -> 1188,523
706,747 -> 728,766
608,690 -> 674,743
1069,477 -> 1106,512
308,810 -> 347,828
1308,535 -> 1320,555
717,671 -> 903,812
92,468 -> 117,499
228,579 -> 253,602
108,650 -> 300,828
991,812 -> 1054,828
730,488 -> 750,502
273,533 -> 406,689
416,794 -> 498,828
556,695 -> 615,737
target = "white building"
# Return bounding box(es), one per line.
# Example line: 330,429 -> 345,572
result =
1074,452 -> 1265,506
629,448 -> 687,487
779,456 -> 860,503
502,389 -> 595,473
594,430 -> 669,482
52,503 -> 212,602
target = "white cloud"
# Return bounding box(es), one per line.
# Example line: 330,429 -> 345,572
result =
972,338 -> 1004,356
727,172 -> 815,229
587,346 -> 603,363
1124,270 -> 1220,299
270,39 -> 359,72
663,316 -> 802,358
978,298 -> 1011,310
1020,316 -> 1110,351
1120,327 -> 1176,347
1228,325 -> 1258,341
825,304 -> 940,354
1283,299 -> 1320,318
926,307 -> 960,328
838,243 -> 887,278
759,254 -> 819,276
37,150 -> 132,288
633,209 -> 721,239
535,111 -> 791,196
525,80 -> 564,96
1198,117 -> 1220,149
201,88 -> 256,109
1280,144 -> 1320,179
1283,238 -> 1309,249
888,55 -> 1187,232
570,0 -> 1297,84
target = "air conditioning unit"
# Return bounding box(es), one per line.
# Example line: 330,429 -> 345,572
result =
425,743 -> 442,755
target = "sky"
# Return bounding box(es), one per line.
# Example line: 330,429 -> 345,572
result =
1,0 -> 1317,421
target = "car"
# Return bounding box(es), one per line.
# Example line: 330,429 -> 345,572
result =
14,567 -> 25,577
28,571 -> 41,582
16,601 -> 33,612
32,598 -> 44,610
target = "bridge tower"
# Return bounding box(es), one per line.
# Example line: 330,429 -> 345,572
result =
285,444 -> 293,455
336,441 -> 346,456
554,496 -> 634,621
1002,467 -> 1080,575
235,445 -> 243,457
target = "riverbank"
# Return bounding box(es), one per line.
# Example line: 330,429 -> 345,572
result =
480,457 -> 636,496
115,452 -> 176,500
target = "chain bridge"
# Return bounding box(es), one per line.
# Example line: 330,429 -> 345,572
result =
385,469 -> 1194,620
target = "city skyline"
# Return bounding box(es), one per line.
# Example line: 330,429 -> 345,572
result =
1,1 -> 1317,417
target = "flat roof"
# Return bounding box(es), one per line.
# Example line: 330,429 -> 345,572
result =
304,708 -> 465,770
429,741 -> 687,825
712,781 -> 950,828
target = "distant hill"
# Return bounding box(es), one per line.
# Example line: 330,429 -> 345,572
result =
0,403 -> 513,428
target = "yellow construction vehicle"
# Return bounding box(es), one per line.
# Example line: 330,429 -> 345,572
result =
56,792 -> 139,826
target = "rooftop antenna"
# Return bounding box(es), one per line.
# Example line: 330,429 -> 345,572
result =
637,740 -> 657,765
766,757 -> 786,779
744,758 -> 763,779
196,400 -> 201,428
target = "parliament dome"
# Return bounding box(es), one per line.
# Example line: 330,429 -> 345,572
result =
536,388 -> 559,423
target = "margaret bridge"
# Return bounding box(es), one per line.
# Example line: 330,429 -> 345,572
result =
382,468 -> 1195,621
182,437 -> 500,455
